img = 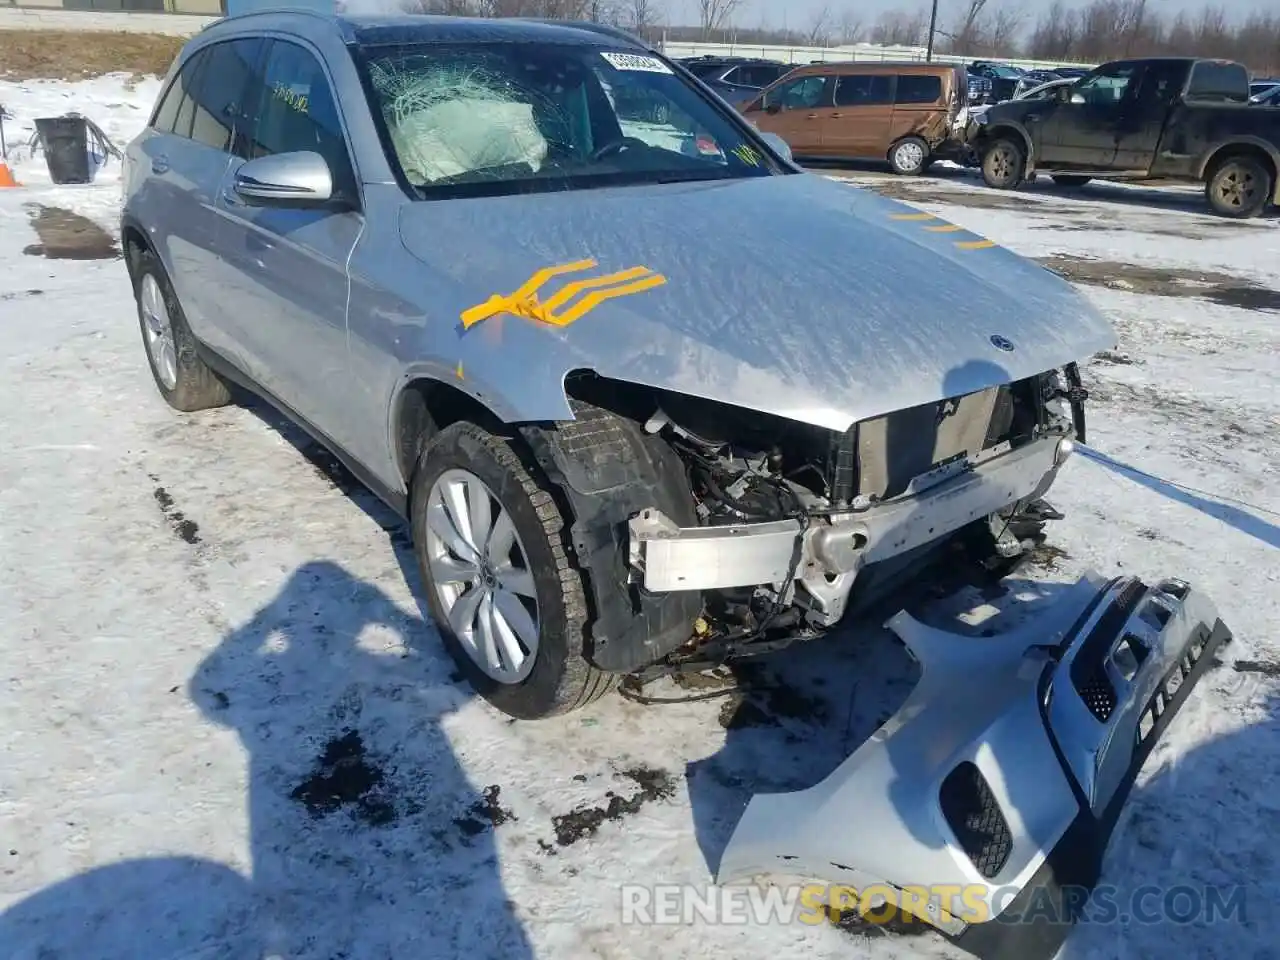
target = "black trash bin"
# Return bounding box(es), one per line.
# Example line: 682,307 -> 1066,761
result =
35,116 -> 92,185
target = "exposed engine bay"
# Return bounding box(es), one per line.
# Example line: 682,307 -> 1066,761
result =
559,366 -> 1089,680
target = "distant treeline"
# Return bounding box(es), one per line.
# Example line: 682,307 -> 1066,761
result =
405,0 -> 1280,75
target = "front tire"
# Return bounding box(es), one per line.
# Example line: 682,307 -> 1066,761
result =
1205,155 -> 1272,218
132,248 -> 231,412
888,136 -> 929,176
981,137 -> 1025,189
411,421 -> 613,720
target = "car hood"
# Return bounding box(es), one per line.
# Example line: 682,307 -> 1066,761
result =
397,173 -> 1116,432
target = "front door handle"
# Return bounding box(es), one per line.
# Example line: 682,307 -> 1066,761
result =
830,112 -> 843,118
151,155 -> 169,175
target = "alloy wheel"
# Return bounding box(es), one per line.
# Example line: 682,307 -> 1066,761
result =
424,468 -> 540,684
140,273 -> 178,391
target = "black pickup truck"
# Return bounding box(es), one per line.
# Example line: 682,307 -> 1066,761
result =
968,56 -> 1280,217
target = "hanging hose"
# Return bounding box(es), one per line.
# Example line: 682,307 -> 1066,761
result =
24,112 -> 123,168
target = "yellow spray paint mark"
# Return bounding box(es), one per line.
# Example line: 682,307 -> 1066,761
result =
455,361 -> 464,380
460,260 -> 667,331
955,239 -> 997,250
925,223 -> 965,233
890,212 -> 936,221
732,144 -> 761,166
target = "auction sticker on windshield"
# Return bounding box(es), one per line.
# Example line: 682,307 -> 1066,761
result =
601,51 -> 673,73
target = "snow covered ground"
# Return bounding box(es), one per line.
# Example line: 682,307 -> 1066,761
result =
1,75 -> 1278,960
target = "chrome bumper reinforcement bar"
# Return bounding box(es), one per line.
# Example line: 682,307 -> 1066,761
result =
628,438 -> 1064,592
715,571 -> 1232,959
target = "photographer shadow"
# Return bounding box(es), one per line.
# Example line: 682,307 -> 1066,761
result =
0,560 -> 534,960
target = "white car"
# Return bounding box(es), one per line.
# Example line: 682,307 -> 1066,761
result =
968,75 -> 1080,123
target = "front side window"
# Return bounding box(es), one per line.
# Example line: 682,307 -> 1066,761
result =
1073,66 -> 1139,106
243,39 -> 352,183
896,74 -> 943,105
834,74 -> 893,107
765,75 -> 828,110
360,42 -> 781,197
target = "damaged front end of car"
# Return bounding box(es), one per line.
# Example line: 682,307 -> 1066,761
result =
714,571 -> 1232,959
621,363 -> 1086,644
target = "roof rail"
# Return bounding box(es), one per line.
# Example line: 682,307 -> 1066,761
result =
512,18 -> 651,50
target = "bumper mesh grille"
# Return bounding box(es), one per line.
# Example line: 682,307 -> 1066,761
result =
939,761 -> 1012,879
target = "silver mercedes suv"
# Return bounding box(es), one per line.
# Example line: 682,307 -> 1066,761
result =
122,10 -> 1115,722
123,15 -> 1241,957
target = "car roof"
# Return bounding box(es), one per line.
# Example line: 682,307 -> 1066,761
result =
782,60 -> 962,79
204,8 -> 649,49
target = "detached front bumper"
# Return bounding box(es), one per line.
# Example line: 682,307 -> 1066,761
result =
716,572 -> 1232,959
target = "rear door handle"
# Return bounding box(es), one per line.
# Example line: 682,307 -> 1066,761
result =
151,155 -> 169,174
806,112 -> 819,119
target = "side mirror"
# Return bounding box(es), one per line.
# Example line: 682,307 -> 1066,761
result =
233,151 -> 334,207
765,102 -> 783,115
759,131 -> 793,162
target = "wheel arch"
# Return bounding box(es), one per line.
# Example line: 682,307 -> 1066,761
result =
981,123 -> 1036,174
1197,139 -> 1280,202
392,375 -> 509,488
120,215 -> 153,283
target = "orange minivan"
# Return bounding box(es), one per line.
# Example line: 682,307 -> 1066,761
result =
741,61 -> 971,174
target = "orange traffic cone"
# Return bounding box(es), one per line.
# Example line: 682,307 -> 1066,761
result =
0,162 -> 19,188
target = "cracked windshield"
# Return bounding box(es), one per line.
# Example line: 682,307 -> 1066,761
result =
362,42 -> 776,194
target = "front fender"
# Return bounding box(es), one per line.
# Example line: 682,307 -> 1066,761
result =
974,119 -> 1038,174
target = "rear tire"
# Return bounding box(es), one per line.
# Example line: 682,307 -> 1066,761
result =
888,136 -> 929,176
981,138 -> 1025,189
132,248 -> 231,412
1205,154 -> 1272,219
411,421 -> 614,720
1051,175 -> 1091,187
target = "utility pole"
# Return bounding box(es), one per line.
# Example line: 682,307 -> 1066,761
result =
925,0 -> 939,61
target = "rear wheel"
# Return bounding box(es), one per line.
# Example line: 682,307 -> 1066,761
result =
411,421 -> 613,719
1205,155 -> 1272,218
981,138 -> 1025,189
132,248 -> 231,412
1051,175 -> 1091,187
888,136 -> 929,176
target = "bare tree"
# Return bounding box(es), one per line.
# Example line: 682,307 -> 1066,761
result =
951,0 -> 990,55
838,9 -> 865,45
698,0 -> 743,38
628,0 -> 659,36
805,4 -> 834,46
870,8 -> 930,46
987,6 -> 1025,56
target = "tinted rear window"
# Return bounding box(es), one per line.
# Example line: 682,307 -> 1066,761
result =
1186,60 -> 1250,102
896,75 -> 943,104
834,74 -> 893,106
683,62 -> 725,78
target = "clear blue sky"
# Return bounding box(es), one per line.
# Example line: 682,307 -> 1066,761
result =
662,0 -> 1261,31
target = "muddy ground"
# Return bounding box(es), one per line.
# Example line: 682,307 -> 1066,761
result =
23,204 -> 119,260
1036,253 -> 1280,312
0,30 -> 182,81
